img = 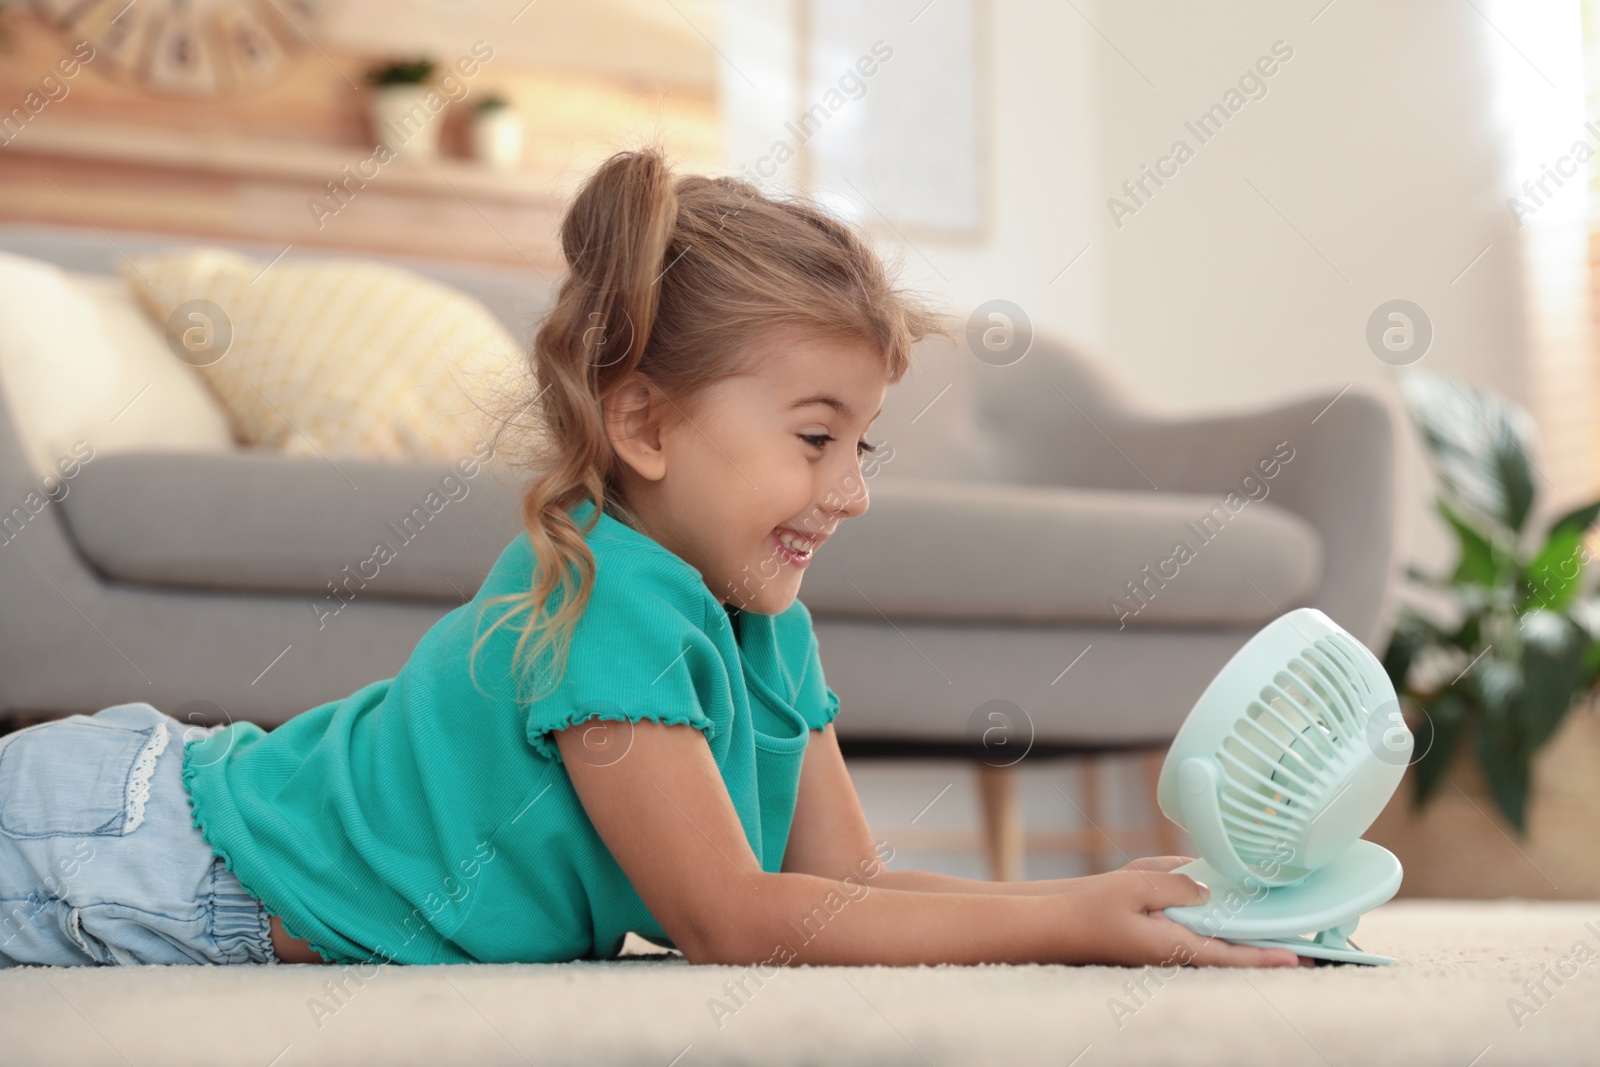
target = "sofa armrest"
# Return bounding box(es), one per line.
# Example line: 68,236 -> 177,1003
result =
1104,386 -> 1404,647
969,338 -> 1406,647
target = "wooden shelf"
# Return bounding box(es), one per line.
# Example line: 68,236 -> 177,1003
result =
0,9 -> 719,272
0,119 -> 567,270
5,119 -> 568,208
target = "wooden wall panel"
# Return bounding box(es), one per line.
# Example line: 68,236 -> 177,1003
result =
0,10 -> 719,270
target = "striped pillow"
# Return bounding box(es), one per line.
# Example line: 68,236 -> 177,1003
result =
120,248 -> 524,462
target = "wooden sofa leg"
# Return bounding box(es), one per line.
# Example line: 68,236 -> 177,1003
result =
975,762 -> 1025,881
1081,755 -> 1107,874
1139,747 -> 1181,857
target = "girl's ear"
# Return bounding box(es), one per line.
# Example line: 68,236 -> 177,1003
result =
605,373 -> 669,482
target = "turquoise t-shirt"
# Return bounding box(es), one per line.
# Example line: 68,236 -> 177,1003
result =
181,497 -> 841,964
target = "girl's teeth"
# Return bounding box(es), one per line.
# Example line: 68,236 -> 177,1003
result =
777,530 -> 815,556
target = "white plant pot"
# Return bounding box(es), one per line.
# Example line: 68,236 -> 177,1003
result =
471,108 -> 523,172
369,84 -> 442,163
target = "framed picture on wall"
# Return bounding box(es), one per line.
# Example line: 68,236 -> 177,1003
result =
804,0 -> 989,241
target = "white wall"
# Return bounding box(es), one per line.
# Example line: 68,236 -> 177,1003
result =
1090,0 -> 1596,565
1094,1 -> 1522,407
900,0 -> 1108,360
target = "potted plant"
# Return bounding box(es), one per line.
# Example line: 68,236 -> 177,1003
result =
470,92 -> 522,173
365,57 -> 441,162
1368,367 -> 1600,896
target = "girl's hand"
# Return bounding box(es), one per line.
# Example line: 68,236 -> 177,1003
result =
1055,869 -> 1306,968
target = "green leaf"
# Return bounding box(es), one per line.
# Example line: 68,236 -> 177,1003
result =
1474,715 -> 1531,835
1584,635 -> 1600,691
1493,437 -> 1536,534
1436,499 -> 1508,587
1547,499 -> 1600,539
1449,612 -> 1483,653
366,57 -> 436,86
1399,369 -> 1541,536
1410,691 -> 1464,807
1522,525 -> 1586,613
1382,609 -> 1458,693
1524,499 -> 1600,612
1382,613 -> 1425,691
1476,653 -> 1523,726
1518,613 -> 1589,751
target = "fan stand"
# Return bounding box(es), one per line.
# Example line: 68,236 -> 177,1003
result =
1162,839 -> 1404,966
1227,924 -> 1388,967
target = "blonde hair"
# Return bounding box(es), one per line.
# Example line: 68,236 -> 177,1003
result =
471,146 -> 945,702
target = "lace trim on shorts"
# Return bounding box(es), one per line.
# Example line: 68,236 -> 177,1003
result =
124,721 -> 170,835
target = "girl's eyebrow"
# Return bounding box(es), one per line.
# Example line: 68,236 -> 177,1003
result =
790,393 -> 884,421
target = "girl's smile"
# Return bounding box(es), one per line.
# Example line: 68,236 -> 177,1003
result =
772,525 -> 824,567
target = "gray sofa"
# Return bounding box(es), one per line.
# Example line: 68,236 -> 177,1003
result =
0,223 -> 1404,875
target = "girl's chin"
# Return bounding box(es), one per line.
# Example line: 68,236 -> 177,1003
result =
735,583 -> 800,616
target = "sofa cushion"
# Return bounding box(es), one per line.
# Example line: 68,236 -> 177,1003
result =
58,451 -> 528,605
0,253 -> 237,482
118,248 -> 526,463
799,478 -> 1322,626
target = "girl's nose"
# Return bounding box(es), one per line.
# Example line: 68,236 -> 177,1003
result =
833,471 -> 870,519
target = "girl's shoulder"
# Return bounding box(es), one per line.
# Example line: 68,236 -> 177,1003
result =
483,505 -> 720,630
582,506 -> 719,620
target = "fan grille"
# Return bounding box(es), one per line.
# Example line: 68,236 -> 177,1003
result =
1213,631 -> 1381,871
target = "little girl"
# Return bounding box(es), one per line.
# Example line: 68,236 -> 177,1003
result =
0,148 -> 1303,970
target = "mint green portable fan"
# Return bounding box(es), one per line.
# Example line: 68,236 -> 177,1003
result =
1157,607 -> 1409,966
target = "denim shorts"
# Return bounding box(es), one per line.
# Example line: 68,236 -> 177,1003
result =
0,702 -> 279,967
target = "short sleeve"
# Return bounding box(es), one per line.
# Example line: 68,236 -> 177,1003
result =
521,550 -> 723,764
787,600 -> 842,731
813,683 -> 842,731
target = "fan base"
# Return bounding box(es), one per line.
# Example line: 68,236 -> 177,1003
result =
1162,838 -> 1403,966
1226,934 -> 1396,967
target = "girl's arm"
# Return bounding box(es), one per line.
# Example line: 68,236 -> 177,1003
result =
784,724 -> 1191,895
554,718 -> 1299,969
865,857 -> 1197,895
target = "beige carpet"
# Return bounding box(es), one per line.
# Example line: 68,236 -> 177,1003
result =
2,900 -> 1597,1066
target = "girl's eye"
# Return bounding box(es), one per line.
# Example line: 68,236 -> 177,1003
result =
800,434 -> 879,456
